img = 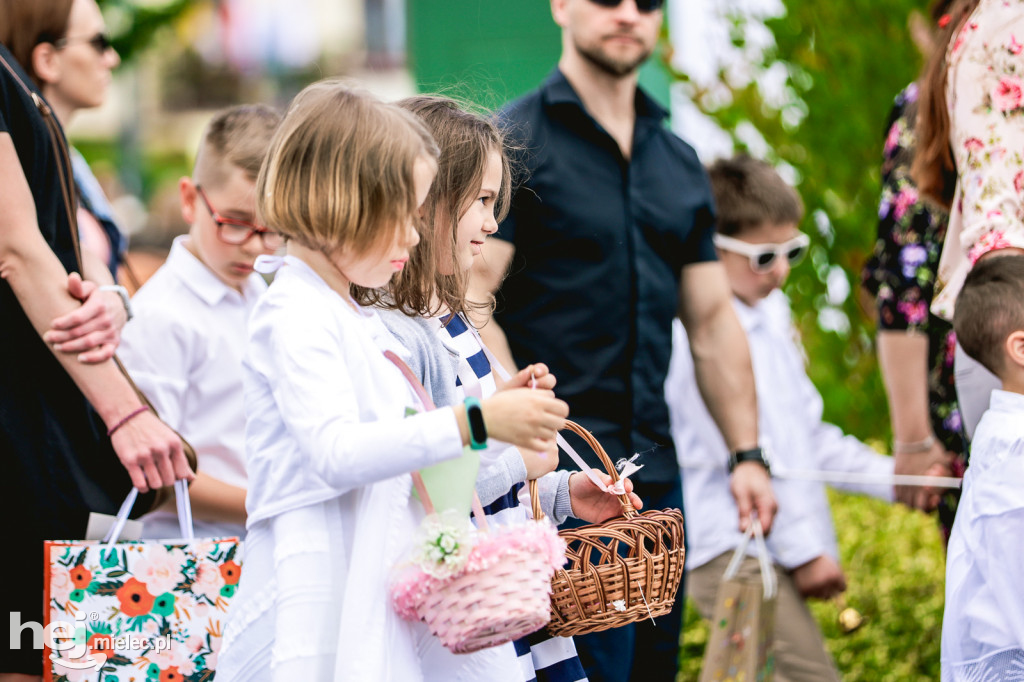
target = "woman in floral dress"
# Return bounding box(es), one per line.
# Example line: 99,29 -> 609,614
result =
914,0 -> 1024,437
862,78 -> 966,540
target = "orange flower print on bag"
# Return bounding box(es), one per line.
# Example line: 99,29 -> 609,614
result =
116,577 -> 155,617
45,537 -> 241,681
69,566 -> 91,590
220,560 -> 241,586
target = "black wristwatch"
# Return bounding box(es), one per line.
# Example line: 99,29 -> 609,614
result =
464,397 -> 488,450
728,446 -> 771,474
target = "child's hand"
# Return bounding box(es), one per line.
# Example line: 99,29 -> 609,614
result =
499,363 -> 557,392
520,441 -> 560,479
791,555 -> 846,601
568,472 -> 643,523
482,388 -> 568,454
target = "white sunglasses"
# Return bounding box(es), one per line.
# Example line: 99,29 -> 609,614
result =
713,233 -> 810,273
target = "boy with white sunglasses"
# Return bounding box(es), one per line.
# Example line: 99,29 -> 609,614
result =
666,154 -> 895,681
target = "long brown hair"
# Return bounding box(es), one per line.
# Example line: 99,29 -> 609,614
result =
372,96 -> 512,319
912,0 -> 983,207
0,0 -> 74,84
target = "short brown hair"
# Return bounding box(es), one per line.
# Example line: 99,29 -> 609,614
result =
257,80 -> 439,258
374,96 -> 511,318
953,254 -> 1024,377
0,0 -> 74,84
194,104 -> 282,188
707,154 -> 804,236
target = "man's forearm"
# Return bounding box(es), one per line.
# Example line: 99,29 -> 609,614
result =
690,303 -> 759,452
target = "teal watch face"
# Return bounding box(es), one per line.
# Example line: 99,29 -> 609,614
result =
467,402 -> 487,449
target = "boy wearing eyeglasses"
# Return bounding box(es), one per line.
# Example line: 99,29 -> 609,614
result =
118,104 -> 282,540
667,154 -> 895,682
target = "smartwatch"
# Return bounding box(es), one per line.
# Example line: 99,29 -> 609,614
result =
464,396 -> 488,450
99,284 -> 134,322
728,446 -> 771,474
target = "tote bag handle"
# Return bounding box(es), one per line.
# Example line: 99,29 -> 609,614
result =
102,480 -> 195,546
723,517 -> 777,600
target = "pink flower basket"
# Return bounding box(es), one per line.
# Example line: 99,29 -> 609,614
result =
400,518 -> 564,654
383,351 -> 565,654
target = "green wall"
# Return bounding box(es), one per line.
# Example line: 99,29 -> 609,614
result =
406,1 -> 670,110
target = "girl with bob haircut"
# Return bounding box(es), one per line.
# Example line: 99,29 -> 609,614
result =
216,80 -> 568,681
379,95 -> 642,681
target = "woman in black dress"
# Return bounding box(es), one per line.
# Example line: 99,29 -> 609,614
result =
0,1 -> 191,677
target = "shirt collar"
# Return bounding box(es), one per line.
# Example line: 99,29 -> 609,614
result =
540,68 -> 669,124
166,235 -> 264,306
989,388 -> 1024,414
731,295 -> 767,334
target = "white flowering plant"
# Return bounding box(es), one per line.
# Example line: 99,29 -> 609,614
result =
413,510 -> 476,579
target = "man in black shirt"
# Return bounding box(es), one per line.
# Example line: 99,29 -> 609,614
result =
472,1 -> 777,679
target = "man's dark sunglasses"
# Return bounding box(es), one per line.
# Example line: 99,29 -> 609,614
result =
588,0 -> 664,12
54,32 -> 114,55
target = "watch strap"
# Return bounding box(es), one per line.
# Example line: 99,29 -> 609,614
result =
729,446 -> 770,474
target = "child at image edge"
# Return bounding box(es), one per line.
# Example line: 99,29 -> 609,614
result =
215,81 -> 568,681
666,155 -> 895,682
119,105 -> 282,540
942,255 -> 1024,681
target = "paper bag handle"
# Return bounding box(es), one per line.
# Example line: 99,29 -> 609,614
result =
723,518 -> 777,600
102,479 -> 194,546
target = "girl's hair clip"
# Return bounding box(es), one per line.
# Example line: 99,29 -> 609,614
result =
938,13 -> 952,28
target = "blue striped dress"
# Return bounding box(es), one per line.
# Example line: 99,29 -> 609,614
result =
437,312 -> 588,682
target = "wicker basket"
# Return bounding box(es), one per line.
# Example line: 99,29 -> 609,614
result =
384,349 -> 563,654
539,420 -> 686,638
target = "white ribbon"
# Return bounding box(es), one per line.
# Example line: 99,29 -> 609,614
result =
473,333 -> 640,498
254,254 -> 286,274
683,462 -> 963,489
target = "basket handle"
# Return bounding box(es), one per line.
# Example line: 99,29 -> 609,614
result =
471,339 -> 640,521
561,420 -> 637,519
384,350 -> 490,533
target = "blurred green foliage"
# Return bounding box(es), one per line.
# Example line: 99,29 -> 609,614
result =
669,0 -> 933,443
678,491 -> 946,680
97,0 -> 192,65
670,3 -> 950,679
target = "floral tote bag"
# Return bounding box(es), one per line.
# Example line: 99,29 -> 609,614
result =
43,481 -> 240,682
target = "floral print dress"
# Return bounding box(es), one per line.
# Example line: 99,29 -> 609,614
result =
862,83 -> 967,537
933,0 -> 1024,318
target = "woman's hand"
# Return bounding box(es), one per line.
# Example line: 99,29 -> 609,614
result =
481,388 -> 568,454
499,363 -> 557,391
109,410 -> 194,492
568,471 -> 643,523
894,439 -> 954,511
44,272 -> 125,363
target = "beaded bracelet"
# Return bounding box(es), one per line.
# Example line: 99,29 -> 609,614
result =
107,405 -> 150,437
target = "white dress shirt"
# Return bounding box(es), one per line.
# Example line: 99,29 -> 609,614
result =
942,389 -> 1024,681
119,236 -> 266,539
666,290 -> 894,571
